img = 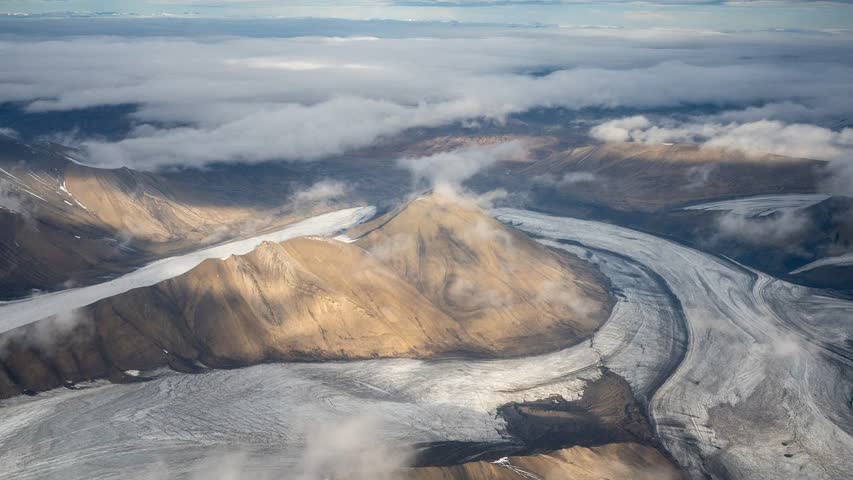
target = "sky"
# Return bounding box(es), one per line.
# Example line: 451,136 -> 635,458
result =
2,0 -> 853,31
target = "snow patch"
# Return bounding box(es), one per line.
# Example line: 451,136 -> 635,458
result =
683,194 -> 829,218
790,252 -> 853,274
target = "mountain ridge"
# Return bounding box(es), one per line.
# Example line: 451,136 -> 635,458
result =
0,193 -> 613,398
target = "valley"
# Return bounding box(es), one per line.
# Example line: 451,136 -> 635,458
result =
1,199 -> 849,479
3,11 -> 853,480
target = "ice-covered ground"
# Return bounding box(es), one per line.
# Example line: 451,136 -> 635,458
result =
1,207 -> 850,479
494,208 -> 853,480
791,252 -> 853,274
0,207 -> 376,334
0,219 -> 684,480
682,194 -> 829,217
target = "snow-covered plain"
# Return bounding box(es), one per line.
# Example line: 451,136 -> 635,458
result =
682,194 -> 829,217
0,207 -> 376,334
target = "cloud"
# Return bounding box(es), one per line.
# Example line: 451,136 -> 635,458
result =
702,122 -> 853,160
536,279 -> 598,316
367,232 -> 418,262
0,182 -> 25,214
135,415 -> 412,479
624,11 -> 675,21
561,172 -> 598,184
533,171 -> 599,188
593,117 -> 853,160
0,308 -> 90,356
715,209 -> 812,247
709,101 -> 823,124
82,97 -> 487,168
472,218 -> 513,247
589,116 -> 652,142
684,163 -> 718,189
592,116 -> 853,194
446,276 -> 507,308
295,415 -> 412,480
0,127 -> 19,139
397,140 -> 529,190
290,180 -> 350,205
0,29 -> 851,168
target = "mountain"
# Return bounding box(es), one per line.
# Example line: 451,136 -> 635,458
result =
1,133 -> 832,298
355,194 -> 611,356
472,141 -> 825,213
409,443 -> 684,480
0,194 -> 613,398
0,135 -> 381,298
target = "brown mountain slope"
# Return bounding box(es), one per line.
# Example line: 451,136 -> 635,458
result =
63,164 -> 259,245
0,136 -> 333,297
356,194 -> 612,356
0,195 -> 612,398
408,443 -> 684,480
94,237 -> 472,366
477,142 -> 825,212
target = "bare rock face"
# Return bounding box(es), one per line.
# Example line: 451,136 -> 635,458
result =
407,443 -> 685,480
497,370 -> 656,450
0,194 -> 613,398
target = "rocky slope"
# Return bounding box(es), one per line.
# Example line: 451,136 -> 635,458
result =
0,135 -> 349,298
355,194 -> 610,356
0,194 -> 612,398
3,132 -> 832,297
474,141 -> 825,212
408,443 -> 685,480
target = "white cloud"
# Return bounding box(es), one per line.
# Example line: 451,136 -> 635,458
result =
591,116 -> 853,194
0,182 -> 24,214
137,415 -> 412,480
716,209 -> 812,247
0,28 -> 849,168
591,117 -> 853,161
560,172 -> 598,184
533,171 -> 599,187
397,140 -> 529,190
624,11 -> 675,21
232,58 -> 382,71
702,121 -> 853,160
296,415 -> 412,480
589,116 -> 651,142
0,127 -> 18,139
291,180 -> 350,205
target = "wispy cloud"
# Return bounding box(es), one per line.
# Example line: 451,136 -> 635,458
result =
623,11 -> 675,21
1,24 -> 851,169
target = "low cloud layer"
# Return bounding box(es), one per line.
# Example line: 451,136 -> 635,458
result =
0,183 -> 24,214
591,115 -> 853,194
0,127 -> 18,139
398,141 -> 528,190
290,180 -> 350,207
0,26 -> 851,169
715,209 -> 812,248
591,116 -> 853,161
